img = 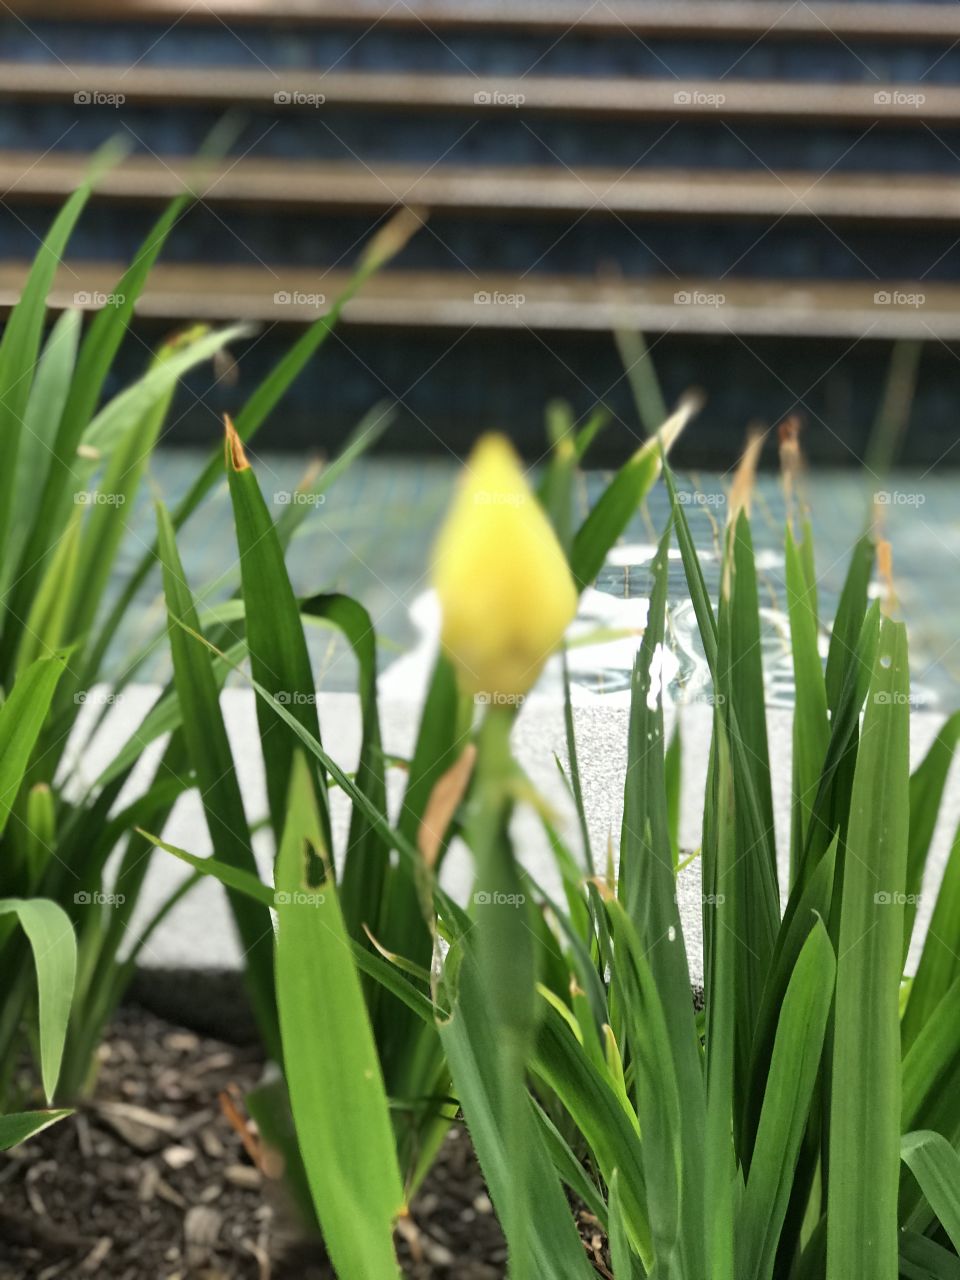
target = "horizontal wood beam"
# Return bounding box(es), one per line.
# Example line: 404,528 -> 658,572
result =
3,151 -> 960,223
0,260 -> 951,340
6,1 -> 960,43
1,64 -> 955,126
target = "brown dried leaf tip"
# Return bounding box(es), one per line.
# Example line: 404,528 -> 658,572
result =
728,425 -> 766,528
223,414 -> 250,472
418,743 -> 477,870
361,205 -> 428,273
778,413 -> 806,523
218,1087 -> 269,1173
877,539 -> 899,618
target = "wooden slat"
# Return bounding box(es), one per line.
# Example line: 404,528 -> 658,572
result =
0,260 -> 952,340
2,150 -> 960,223
1,63 -> 957,126
7,1 -> 960,43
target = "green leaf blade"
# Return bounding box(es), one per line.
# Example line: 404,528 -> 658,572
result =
155,501 -> 278,1059
901,1130 -> 960,1254
826,617 -> 910,1280
225,427 -> 331,851
0,898 -> 77,1102
738,920 -> 836,1280
276,753 -> 403,1280
0,655 -> 67,836
0,1109 -> 73,1151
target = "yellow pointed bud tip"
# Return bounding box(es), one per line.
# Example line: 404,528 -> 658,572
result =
223,414 -> 250,472
433,434 -> 578,698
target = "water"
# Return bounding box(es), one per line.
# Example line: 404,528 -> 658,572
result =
107,451 -> 960,712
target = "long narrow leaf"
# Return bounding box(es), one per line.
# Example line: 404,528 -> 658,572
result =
94,211 -> 418,651
0,1109 -> 73,1151
570,394 -> 697,591
532,997 -> 652,1266
7,310 -> 81,581
439,943 -> 596,1280
785,522 -> 830,885
738,920 -> 836,1280
301,593 -> 384,939
903,820 -> 960,1051
827,616 -> 910,1280
607,899 -> 683,1271
0,655 -> 67,836
224,419 -> 331,850
902,974 -> 960,1133
901,1131 -> 960,1253
276,752 -> 403,1279
155,502 -> 279,1058
0,154 -> 111,580
0,899 -> 76,1102
618,517 -> 706,1277
899,1230 -> 960,1280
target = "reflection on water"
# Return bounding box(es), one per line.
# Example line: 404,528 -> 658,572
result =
115,453 -> 958,711
567,470 -> 954,711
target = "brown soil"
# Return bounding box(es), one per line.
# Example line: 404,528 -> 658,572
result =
0,1006 -> 510,1279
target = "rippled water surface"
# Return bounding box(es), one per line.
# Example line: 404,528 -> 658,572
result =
112,453 -> 959,712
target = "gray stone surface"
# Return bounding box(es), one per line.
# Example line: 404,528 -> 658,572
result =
71,687 -> 960,989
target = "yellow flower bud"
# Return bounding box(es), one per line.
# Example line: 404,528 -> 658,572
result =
433,434 -> 578,697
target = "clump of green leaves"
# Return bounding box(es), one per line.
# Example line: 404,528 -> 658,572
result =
0,150 -> 414,1124
180,409 -> 960,1280
147,394 -> 695,1273
435,437 -> 960,1280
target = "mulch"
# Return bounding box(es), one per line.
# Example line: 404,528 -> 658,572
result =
0,1005 -> 604,1279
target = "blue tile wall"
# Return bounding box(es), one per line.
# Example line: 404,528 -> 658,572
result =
2,7 -> 959,459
